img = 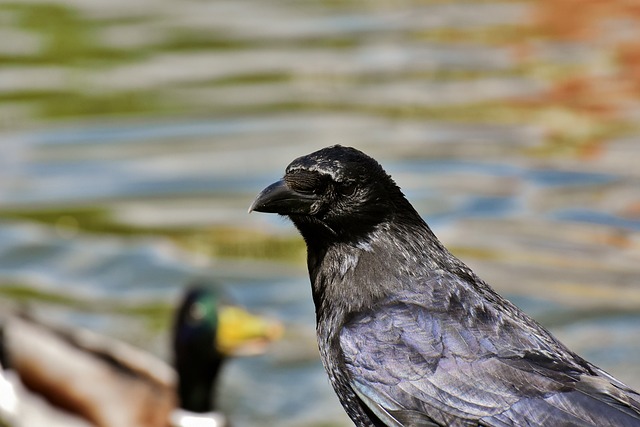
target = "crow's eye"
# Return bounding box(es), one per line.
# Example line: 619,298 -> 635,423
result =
285,170 -> 325,194
341,181 -> 358,197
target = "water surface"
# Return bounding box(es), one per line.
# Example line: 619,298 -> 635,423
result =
0,1 -> 639,426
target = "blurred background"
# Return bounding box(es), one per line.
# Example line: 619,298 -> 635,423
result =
0,0 -> 639,426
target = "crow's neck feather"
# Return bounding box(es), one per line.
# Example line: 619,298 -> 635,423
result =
300,210 -> 472,327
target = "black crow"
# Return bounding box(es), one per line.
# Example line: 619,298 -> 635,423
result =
250,145 -> 640,427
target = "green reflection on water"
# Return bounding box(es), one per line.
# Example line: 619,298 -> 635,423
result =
0,206 -> 305,263
0,283 -> 174,332
2,3 -> 143,65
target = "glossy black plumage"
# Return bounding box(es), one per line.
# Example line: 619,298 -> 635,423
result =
250,145 -> 640,427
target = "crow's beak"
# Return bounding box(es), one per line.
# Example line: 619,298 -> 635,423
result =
249,179 -> 317,215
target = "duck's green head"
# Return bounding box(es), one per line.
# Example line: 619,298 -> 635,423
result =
172,286 -> 282,413
173,286 -> 220,413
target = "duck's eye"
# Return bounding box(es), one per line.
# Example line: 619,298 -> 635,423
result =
285,170 -> 324,194
188,302 -> 206,322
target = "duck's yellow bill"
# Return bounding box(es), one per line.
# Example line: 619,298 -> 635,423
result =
216,306 -> 283,356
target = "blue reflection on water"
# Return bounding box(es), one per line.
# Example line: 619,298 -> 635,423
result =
526,169 -> 618,187
396,159 -> 618,188
554,209 -> 640,231
32,117 -> 308,147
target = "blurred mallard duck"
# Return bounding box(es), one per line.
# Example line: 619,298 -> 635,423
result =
0,286 -> 283,427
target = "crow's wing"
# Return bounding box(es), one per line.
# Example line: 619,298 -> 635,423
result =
340,292 -> 640,427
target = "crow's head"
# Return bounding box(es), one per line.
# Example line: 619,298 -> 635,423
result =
250,145 -> 411,243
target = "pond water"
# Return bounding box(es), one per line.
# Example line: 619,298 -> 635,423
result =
1,1 -> 639,426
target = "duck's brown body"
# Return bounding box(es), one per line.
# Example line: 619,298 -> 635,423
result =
3,315 -> 175,427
